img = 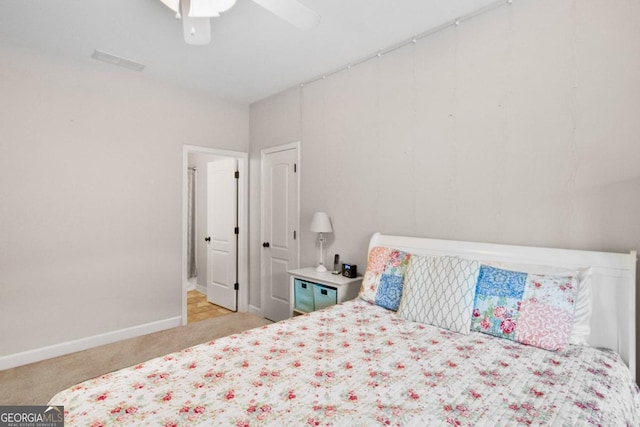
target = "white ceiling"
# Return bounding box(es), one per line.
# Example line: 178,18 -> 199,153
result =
0,0 -> 500,104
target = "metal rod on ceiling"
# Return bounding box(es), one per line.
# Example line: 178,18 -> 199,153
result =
299,0 -> 511,88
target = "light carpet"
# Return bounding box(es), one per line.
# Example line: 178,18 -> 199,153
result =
0,312 -> 271,405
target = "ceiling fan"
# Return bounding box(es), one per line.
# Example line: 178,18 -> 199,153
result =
159,0 -> 319,45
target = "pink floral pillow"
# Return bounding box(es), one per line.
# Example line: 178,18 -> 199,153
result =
470,265 -> 579,352
359,246 -> 412,311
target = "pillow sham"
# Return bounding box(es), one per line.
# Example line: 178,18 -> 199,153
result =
359,246 -> 412,311
470,265 -> 579,352
482,260 -> 592,345
568,268 -> 592,345
397,255 -> 481,335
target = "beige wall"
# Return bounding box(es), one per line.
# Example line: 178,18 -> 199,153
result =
2,0 -> 639,368
0,42 -> 249,358
249,0 -> 640,360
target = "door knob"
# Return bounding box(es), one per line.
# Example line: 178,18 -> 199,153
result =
262,242 -> 270,248
205,236 -> 211,242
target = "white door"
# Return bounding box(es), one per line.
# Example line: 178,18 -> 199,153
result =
261,144 -> 299,322
206,158 -> 238,311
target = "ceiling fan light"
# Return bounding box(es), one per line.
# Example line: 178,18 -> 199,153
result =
211,0 -> 237,13
189,0 -> 227,17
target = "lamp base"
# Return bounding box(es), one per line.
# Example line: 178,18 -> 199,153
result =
315,264 -> 328,273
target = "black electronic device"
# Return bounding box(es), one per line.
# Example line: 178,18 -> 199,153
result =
342,263 -> 357,278
331,254 -> 341,275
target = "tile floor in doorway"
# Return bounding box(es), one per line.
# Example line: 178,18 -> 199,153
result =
187,290 -> 233,323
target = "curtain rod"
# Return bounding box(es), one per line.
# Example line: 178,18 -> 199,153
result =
300,0 -> 512,88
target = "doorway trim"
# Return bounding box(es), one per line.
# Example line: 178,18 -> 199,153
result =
182,145 -> 249,325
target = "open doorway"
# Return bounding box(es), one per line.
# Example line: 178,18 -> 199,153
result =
182,145 -> 249,325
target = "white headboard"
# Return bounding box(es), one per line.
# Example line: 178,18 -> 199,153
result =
369,232 -> 637,379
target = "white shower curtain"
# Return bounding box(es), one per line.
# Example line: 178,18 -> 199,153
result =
187,168 -> 198,279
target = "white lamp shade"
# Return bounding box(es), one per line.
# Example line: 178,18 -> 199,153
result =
310,212 -> 332,233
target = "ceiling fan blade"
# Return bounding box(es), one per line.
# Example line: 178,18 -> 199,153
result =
251,0 -> 319,30
160,0 -> 180,13
182,0 -> 212,45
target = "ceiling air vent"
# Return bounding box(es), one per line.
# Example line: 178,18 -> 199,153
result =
91,50 -> 145,72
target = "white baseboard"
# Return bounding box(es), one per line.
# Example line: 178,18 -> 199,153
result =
0,316 -> 182,371
248,304 -> 262,317
196,284 -> 207,295
186,277 -> 197,292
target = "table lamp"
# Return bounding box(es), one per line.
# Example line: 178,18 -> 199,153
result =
310,212 -> 333,273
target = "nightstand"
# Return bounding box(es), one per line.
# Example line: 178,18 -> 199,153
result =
288,267 -> 363,316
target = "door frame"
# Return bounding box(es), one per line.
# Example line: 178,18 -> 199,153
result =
182,145 -> 249,325
259,141 -> 301,319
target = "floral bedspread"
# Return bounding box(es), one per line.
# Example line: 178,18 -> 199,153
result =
50,299 -> 639,426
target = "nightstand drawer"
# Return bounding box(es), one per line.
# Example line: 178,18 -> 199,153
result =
313,284 -> 337,310
294,279 -> 315,312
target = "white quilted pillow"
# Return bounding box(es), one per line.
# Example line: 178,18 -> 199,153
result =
397,255 -> 481,335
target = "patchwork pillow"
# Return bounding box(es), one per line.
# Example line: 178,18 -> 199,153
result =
482,261 -> 592,345
397,255 -> 481,334
359,246 -> 412,311
470,265 -> 579,351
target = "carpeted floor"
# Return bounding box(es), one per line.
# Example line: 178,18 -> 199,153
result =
0,312 -> 271,405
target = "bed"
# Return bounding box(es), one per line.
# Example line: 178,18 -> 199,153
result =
50,232 -> 639,426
